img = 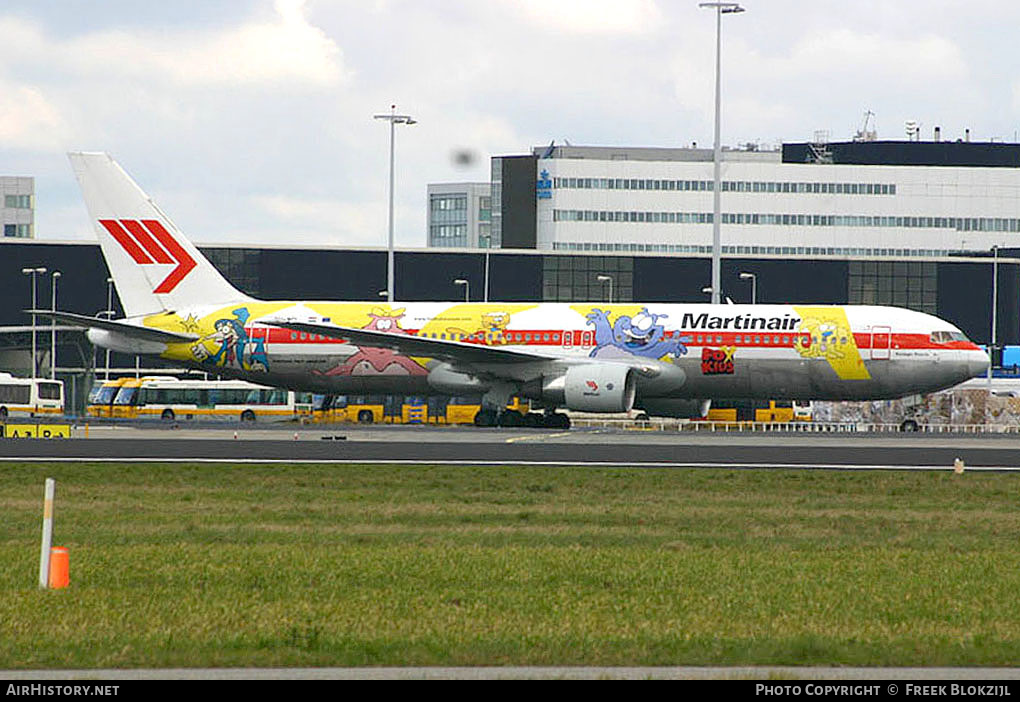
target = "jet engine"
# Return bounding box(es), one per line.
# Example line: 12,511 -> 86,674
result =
562,364 -> 635,413
426,363 -> 486,394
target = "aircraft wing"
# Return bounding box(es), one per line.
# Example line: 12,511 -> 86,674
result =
26,310 -> 200,344
265,319 -> 553,364
265,319 -> 664,377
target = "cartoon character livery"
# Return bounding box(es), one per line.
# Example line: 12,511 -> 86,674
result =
191,307 -> 269,372
35,152 -> 988,428
585,307 -> 688,361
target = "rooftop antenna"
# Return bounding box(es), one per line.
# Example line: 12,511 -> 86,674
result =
854,110 -> 877,142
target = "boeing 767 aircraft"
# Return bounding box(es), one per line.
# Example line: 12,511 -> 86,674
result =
34,152 -> 989,428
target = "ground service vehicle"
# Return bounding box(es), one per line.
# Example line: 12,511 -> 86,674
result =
702,399 -> 799,423
86,377 -> 134,418
314,394 -> 529,425
0,373 -> 64,419
108,377 -> 313,422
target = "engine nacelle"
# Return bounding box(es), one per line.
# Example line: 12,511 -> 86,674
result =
563,364 -> 635,413
636,398 -> 711,419
426,363 -> 487,394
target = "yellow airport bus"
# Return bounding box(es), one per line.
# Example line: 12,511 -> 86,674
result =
313,394 -> 530,425
703,399 -> 811,423
107,377 -> 314,422
0,373 -> 64,419
86,378 -> 135,418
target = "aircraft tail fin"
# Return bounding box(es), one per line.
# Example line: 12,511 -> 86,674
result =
68,152 -> 251,318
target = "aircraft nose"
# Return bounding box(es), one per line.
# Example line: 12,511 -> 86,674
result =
968,349 -> 991,378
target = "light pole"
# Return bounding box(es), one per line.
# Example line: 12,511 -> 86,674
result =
989,245 -> 998,389
484,251 -> 490,303
597,274 -> 614,304
374,105 -> 416,304
454,278 -> 470,303
21,267 -> 46,379
50,271 -> 61,380
739,271 -> 756,304
699,2 -> 745,305
104,276 -> 114,379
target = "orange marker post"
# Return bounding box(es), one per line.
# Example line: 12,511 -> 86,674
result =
48,547 -> 69,589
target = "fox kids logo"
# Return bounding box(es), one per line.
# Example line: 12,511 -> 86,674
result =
701,347 -> 735,375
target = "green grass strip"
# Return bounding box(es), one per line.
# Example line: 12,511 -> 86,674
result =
2,463 -> 1019,668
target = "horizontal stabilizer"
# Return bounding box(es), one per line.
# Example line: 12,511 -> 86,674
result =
26,310 -> 200,344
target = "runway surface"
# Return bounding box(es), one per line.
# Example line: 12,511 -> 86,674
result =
3,423 -> 1020,469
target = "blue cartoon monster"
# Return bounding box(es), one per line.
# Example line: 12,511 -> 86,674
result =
586,307 -> 688,361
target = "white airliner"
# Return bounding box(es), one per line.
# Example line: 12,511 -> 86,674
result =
36,152 -> 989,428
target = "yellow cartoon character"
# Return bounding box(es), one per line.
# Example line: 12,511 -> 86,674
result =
447,310 -> 513,344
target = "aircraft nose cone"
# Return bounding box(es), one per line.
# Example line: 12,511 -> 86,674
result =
968,349 -> 991,378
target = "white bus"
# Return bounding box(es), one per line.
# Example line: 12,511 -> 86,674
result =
0,373 -> 64,419
109,377 -> 314,423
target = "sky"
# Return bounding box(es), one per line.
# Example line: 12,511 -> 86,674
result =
3,0 -> 1019,248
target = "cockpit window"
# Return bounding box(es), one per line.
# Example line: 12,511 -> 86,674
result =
930,330 -> 970,343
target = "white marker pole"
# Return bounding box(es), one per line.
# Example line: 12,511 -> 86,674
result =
38,478 -> 55,589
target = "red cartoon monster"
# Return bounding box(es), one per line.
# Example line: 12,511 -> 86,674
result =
317,307 -> 427,377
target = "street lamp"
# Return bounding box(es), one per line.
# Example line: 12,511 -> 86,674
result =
21,267 -> 46,379
699,2 -> 745,305
739,271 -> 756,304
50,271 -> 61,380
596,274 -> 614,304
454,278 -> 470,303
374,104 -> 417,304
101,276 -> 115,379
989,245 -> 999,389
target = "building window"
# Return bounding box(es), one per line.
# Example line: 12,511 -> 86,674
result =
4,195 -> 31,209
848,261 -> 936,314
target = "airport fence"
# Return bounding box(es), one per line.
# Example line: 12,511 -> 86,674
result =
568,418 -> 1020,434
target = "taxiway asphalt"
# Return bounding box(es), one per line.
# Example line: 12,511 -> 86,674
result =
2,423 -> 1020,470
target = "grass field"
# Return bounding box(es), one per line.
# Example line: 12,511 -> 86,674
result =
3,462 -> 1020,669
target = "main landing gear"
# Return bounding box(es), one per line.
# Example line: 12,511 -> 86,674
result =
473,408 -> 571,429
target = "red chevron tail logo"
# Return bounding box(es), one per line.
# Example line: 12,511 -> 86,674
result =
99,219 -> 196,294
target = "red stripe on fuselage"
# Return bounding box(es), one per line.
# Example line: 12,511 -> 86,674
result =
251,326 -> 981,352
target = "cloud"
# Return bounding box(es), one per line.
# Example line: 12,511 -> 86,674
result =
784,30 -> 965,81
253,194 -> 391,247
0,81 -> 68,150
31,0 -> 347,89
512,0 -> 662,35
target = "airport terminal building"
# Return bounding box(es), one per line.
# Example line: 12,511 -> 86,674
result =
492,139 -> 1020,258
